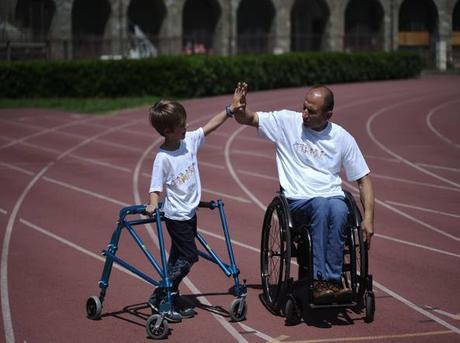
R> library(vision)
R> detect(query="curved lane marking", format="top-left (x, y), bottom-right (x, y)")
top-left (366, 94), bottom-right (460, 188)
top-left (426, 99), bottom-right (460, 148)
top-left (1, 117), bottom-right (144, 343)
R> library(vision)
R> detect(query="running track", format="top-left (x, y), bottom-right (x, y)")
top-left (0, 74), bottom-right (459, 342)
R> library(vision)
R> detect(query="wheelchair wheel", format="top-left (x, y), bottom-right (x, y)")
top-left (86, 296), bottom-right (102, 320)
top-left (146, 314), bottom-right (169, 339)
top-left (260, 196), bottom-right (291, 314)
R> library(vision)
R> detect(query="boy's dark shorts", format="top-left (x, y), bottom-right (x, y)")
top-left (164, 215), bottom-right (199, 263)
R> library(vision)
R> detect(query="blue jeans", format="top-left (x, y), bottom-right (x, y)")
top-left (288, 196), bottom-right (348, 282)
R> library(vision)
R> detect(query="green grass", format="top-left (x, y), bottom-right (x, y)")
top-left (0, 96), bottom-right (159, 114)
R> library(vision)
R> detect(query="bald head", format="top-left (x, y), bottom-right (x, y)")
top-left (308, 85), bottom-right (334, 113)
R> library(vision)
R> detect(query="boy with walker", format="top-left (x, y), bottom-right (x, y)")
top-left (145, 88), bottom-right (245, 322)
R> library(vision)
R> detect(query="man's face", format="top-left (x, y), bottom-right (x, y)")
top-left (302, 89), bottom-right (331, 131)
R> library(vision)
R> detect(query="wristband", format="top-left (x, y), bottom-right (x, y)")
top-left (225, 105), bottom-right (235, 118)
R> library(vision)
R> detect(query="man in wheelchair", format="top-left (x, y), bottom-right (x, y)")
top-left (233, 82), bottom-right (375, 304)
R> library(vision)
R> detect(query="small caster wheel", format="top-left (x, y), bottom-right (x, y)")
top-left (146, 314), bottom-right (169, 339)
top-left (284, 295), bottom-right (302, 325)
top-left (86, 296), bottom-right (102, 320)
top-left (229, 298), bottom-right (247, 322)
top-left (364, 291), bottom-right (375, 323)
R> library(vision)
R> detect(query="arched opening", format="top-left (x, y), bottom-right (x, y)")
top-left (182, 0), bottom-right (221, 55)
top-left (398, 0), bottom-right (438, 65)
top-left (291, 0), bottom-right (329, 52)
top-left (72, 0), bottom-right (111, 59)
top-left (452, 1), bottom-right (460, 67)
top-left (237, 0), bottom-right (275, 54)
top-left (345, 0), bottom-right (384, 51)
top-left (127, 0), bottom-right (166, 57)
top-left (15, 0), bottom-right (56, 40)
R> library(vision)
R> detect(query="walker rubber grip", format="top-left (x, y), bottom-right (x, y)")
top-left (199, 201), bottom-right (217, 209)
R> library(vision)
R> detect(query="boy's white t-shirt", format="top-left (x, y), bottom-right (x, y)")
top-left (258, 110), bottom-right (370, 200)
top-left (149, 128), bottom-right (205, 220)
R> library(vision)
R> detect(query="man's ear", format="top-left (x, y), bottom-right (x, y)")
top-left (325, 111), bottom-right (333, 120)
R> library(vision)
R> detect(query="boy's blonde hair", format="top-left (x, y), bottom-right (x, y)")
top-left (149, 100), bottom-right (186, 136)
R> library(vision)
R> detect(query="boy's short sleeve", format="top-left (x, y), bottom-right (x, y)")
top-left (187, 127), bottom-right (205, 152)
top-left (149, 154), bottom-right (166, 193)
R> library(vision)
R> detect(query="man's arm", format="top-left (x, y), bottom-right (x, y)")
top-left (233, 82), bottom-right (259, 128)
top-left (356, 174), bottom-right (375, 249)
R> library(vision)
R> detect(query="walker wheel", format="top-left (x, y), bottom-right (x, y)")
top-left (86, 296), bottom-right (102, 320)
top-left (229, 298), bottom-right (247, 322)
top-left (364, 291), bottom-right (375, 323)
top-left (284, 295), bottom-right (302, 325)
top-left (146, 314), bottom-right (169, 339)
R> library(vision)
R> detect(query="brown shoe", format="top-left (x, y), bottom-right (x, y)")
top-left (328, 281), bottom-right (352, 303)
top-left (312, 281), bottom-right (334, 304)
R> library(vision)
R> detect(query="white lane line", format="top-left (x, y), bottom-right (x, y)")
top-left (19, 219), bottom-right (144, 282)
top-left (229, 155), bottom-right (460, 243)
top-left (18, 210), bottom-right (460, 339)
top-left (424, 306), bottom-right (460, 321)
top-left (3, 160), bottom-right (459, 260)
top-left (372, 173), bottom-right (460, 192)
top-left (0, 118), bottom-right (147, 153)
top-left (342, 179), bottom-right (460, 243)
top-left (225, 125), bottom-right (460, 336)
top-left (373, 281), bottom-right (460, 334)
top-left (346, 154), bottom-right (460, 174)
top-left (385, 200), bottom-right (460, 219)
top-left (375, 234), bottom-right (460, 259)
top-left (0, 117), bottom-right (96, 151)
top-left (0, 208), bottom-right (7, 215)
top-left (1, 118), bottom-right (143, 343)
top-left (366, 94), bottom-right (460, 188)
top-left (416, 163), bottom-right (460, 173)
top-left (426, 99), bottom-right (460, 148)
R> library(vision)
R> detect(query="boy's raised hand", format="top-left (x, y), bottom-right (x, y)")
top-left (231, 82), bottom-right (247, 113)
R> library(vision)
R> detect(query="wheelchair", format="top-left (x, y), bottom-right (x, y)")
top-left (260, 189), bottom-right (375, 325)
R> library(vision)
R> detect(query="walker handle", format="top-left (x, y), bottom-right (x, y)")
top-left (199, 201), bottom-right (218, 209)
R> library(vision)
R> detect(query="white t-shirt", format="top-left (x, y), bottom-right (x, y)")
top-left (149, 128), bottom-right (205, 220)
top-left (258, 110), bottom-right (370, 200)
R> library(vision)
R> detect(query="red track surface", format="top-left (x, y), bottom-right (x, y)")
top-left (1, 74), bottom-right (459, 342)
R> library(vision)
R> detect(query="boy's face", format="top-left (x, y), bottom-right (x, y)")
top-left (165, 122), bottom-right (187, 141)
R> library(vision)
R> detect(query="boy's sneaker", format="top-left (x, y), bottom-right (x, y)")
top-left (172, 292), bottom-right (195, 319)
top-left (147, 288), bottom-right (183, 323)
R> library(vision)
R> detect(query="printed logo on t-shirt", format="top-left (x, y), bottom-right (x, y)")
top-left (293, 142), bottom-right (325, 160)
top-left (172, 164), bottom-right (195, 187)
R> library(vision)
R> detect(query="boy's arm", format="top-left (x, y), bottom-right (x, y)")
top-left (145, 191), bottom-right (161, 215)
top-left (202, 110), bottom-right (228, 136)
top-left (233, 82), bottom-right (259, 128)
top-left (202, 82), bottom-right (251, 136)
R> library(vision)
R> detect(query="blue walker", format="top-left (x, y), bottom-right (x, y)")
top-left (86, 200), bottom-right (247, 339)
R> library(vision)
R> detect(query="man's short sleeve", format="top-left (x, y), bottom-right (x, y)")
top-left (342, 135), bottom-right (370, 182)
top-left (258, 111), bottom-right (281, 143)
